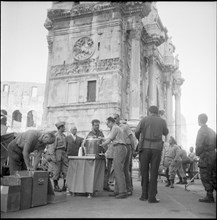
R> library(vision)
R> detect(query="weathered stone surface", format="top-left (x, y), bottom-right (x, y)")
top-left (43, 2), bottom-right (184, 144)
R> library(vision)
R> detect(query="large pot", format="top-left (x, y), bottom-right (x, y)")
top-left (85, 137), bottom-right (102, 155)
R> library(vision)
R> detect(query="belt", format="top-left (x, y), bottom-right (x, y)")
top-left (113, 143), bottom-right (126, 147)
top-left (56, 147), bottom-right (66, 150)
top-left (144, 138), bottom-right (162, 142)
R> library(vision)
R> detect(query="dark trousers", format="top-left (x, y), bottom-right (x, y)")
top-left (104, 158), bottom-right (113, 188)
top-left (139, 148), bottom-right (162, 201)
top-left (8, 139), bottom-right (27, 175)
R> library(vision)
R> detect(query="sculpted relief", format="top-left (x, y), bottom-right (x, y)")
top-left (50, 58), bottom-right (121, 77)
top-left (73, 37), bottom-right (95, 61)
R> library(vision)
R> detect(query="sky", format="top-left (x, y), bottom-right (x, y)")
top-left (1, 2), bottom-right (216, 149)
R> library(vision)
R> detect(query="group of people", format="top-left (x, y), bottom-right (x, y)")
top-left (5, 105), bottom-right (216, 203)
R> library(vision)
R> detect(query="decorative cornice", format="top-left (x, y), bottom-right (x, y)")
top-left (47, 2), bottom-right (152, 22)
top-left (44, 17), bottom-right (53, 30)
top-left (47, 101), bottom-right (121, 111)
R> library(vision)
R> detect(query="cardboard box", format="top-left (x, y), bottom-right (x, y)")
top-left (1, 185), bottom-right (21, 212)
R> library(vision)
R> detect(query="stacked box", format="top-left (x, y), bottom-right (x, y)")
top-left (1, 185), bottom-right (21, 212)
top-left (1, 175), bottom-right (33, 210)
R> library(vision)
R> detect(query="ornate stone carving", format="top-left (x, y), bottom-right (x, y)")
top-left (73, 37), bottom-right (95, 61)
top-left (44, 17), bottom-right (53, 30)
top-left (50, 58), bottom-right (121, 77)
top-left (47, 2), bottom-right (151, 21)
top-left (142, 4), bottom-right (165, 47)
top-left (47, 36), bottom-right (53, 53)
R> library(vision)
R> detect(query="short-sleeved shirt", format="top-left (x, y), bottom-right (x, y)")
top-left (119, 123), bottom-right (133, 145)
top-left (54, 132), bottom-right (66, 149)
top-left (164, 144), bottom-right (182, 161)
top-left (107, 124), bottom-right (126, 146)
top-left (87, 129), bottom-right (104, 138)
top-left (15, 130), bottom-right (46, 152)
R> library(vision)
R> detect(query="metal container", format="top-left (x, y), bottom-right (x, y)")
top-left (85, 137), bottom-right (102, 156)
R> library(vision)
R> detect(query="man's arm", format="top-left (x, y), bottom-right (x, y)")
top-left (195, 129), bottom-right (205, 156)
top-left (22, 141), bottom-right (34, 170)
top-left (162, 120), bottom-right (169, 136)
top-left (101, 127), bottom-right (117, 148)
top-left (33, 147), bottom-right (45, 170)
top-left (135, 120), bottom-right (142, 140)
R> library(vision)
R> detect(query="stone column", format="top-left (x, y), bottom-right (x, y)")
top-left (174, 84), bottom-right (182, 145)
top-left (129, 28), bottom-right (142, 120)
top-left (148, 56), bottom-right (157, 106)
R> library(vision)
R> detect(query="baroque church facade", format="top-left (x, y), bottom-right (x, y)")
top-left (43, 2), bottom-right (184, 144)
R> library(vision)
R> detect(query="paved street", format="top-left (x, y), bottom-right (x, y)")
top-left (1, 175), bottom-right (216, 219)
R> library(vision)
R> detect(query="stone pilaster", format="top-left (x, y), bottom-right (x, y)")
top-left (129, 25), bottom-right (142, 120)
top-left (41, 34), bottom-right (53, 128)
top-left (165, 72), bottom-right (174, 139)
top-left (173, 71), bottom-right (184, 145)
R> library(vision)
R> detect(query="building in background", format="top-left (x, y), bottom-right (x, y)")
top-left (1, 81), bottom-right (45, 132)
top-left (42, 2), bottom-right (184, 143)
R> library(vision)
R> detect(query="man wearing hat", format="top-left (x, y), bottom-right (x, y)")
top-left (135, 105), bottom-right (169, 203)
top-left (52, 121), bottom-right (68, 192)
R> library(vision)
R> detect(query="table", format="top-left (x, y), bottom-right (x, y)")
top-left (66, 156), bottom-right (105, 197)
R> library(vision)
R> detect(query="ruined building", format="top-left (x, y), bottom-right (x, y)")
top-left (1, 82), bottom-right (45, 133)
top-left (43, 2), bottom-right (184, 144)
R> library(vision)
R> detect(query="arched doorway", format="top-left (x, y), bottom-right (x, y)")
top-left (12, 110), bottom-right (22, 129)
top-left (27, 110), bottom-right (36, 127)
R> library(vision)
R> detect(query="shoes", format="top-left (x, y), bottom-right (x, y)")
top-left (148, 199), bottom-right (160, 203)
top-left (170, 185), bottom-right (174, 188)
top-left (109, 193), bottom-right (119, 197)
top-left (199, 196), bottom-right (214, 203)
top-left (165, 183), bottom-right (171, 187)
top-left (139, 197), bottom-right (148, 201)
top-left (104, 187), bottom-right (114, 192)
top-left (127, 191), bottom-right (133, 196)
top-left (176, 181), bottom-right (183, 184)
top-left (54, 185), bottom-right (62, 192)
top-left (62, 185), bottom-right (67, 192)
top-left (115, 193), bottom-right (128, 199)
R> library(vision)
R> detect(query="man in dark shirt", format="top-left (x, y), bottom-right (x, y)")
top-left (66, 126), bottom-right (84, 156)
top-left (135, 106), bottom-right (169, 203)
top-left (196, 113), bottom-right (216, 203)
top-left (86, 119), bottom-right (104, 138)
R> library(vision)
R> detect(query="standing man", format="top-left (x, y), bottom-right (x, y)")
top-left (113, 113), bottom-right (135, 196)
top-left (86, 119), bottom-right (104, 138)
top-left (7, 130), bottom-right (55, 174)
top-left (135, 106), bottom-right (169, 203)
top-left (66, 126), bottom-right (84, 156)
top-left (188, 146), bottom-right (199, 182)
top-left (196, 113), bottom-right (216, 203)
top-left (52, 121), bottom-right (68, 192)
top-left (101, 117), bottom-right (128, 199)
